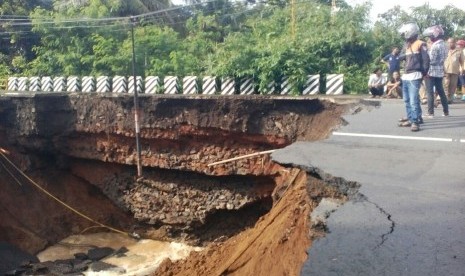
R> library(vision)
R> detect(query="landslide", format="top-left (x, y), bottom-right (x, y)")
top-left (0, 95), bottom-right (351, 273)
top-left (155, 169), bottom-right (346, 276)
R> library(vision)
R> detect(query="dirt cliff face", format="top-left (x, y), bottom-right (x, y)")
top-left (0, 94), bottom-right (347, 260)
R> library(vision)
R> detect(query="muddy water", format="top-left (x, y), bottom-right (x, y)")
top-left (37, 232), bottom-right (201, 275)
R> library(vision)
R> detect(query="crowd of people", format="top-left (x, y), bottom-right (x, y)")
top-left (368, 23), bottom-right (465, 132)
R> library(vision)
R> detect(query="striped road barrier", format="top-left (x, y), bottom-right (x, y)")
top-left (53, 77), bottom-right (66, 92)
top-left (202, 76), bottom-right (216, 95)
top-left (302, 75), bottom-right (320, 95)
top-left (264, 81), bottom-right (276, 95)
top-left (128, 76), bottom-right (143, 94)
top-left (326, 74), bottom-right (344, 95)
top-left (183, 76), bottom-right (198, 94)
top-left (67, 76), bottom-right (80, 92)
top-left (41, 76), bottom-right (53, 92)
top-left (145, 76), bottom-right (160, 94)
top-left (96, 76), bottom-right (111, 93)
top-left (29, 77), bottom-right (41, 92)
top-left (82, 76), bottom-right (95, 93)
top-left (7, 77), bottom-right (18, 91)
top-left (220, 77), bottom-right (235, 95)
top-left (239, 78), bottom-right (254, 95)
top-left (164, 76), bottom-right (178, 94)
top-left (280, 77), bottom-right (292, 95)
top-left (17, 77), bottom-right (28, 91)
top-left (113, 76), bottom-right (127, 93)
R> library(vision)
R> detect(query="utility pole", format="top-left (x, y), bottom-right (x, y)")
top-left (331, 0), bottom-right (338, 16)
top-left (130, 16), bottom-right (142, 178)
top-left (291, 0), bottom-right (296, 41)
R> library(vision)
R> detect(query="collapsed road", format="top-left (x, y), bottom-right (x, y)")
top-left (0, 93), bottom-right (367, 275)
top-left (4, 93), bottom-right (459, 275)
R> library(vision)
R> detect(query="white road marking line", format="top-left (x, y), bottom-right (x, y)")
top-left (333, 132), bottom-right (455, 142)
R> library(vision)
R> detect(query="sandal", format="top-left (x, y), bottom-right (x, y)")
top-left (411, 123), bottom-right (419, 132)
top-left (398, 121), bottom-right (411, 127)
top-left (398, 118), bottom-right (409, 122)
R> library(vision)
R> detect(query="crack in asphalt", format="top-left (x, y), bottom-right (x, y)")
top-left (364, 197), bottom-right (396, 249)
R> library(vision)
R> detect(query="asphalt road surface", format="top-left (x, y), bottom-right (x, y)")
top-left (273, 99), bottom-right (465, 276)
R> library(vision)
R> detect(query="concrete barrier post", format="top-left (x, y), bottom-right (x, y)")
top-left (239, 78), bottom-right (255, 95)
top-left (53, 77), bottom-right (66, 92)
top-left (7, 77), bottom-right (18, 91)
top-left (82, 76), bottom-right (96, 93)
top-left (17, 77), bottom-right (28, 92)
top-left (164, 76), bottom-right (179, 94)
top-left (128, 76), bottom-right (143, 94)
top-left (302, 75), bottom-right (320, 95)
top-left (113, 76), bottom-right (128, 93)
top-left (41, 76), bottom-right (53, 92)
top-left (145, 76), bottom-right (161, 94)
top-left (67, 76), bottom-right (81, 93)
top-left (326, 74), bottom-right (344, 95)
top-left (96, 76), bottom-right (111, 93)
top-left (220, 77), bottom-right (235, 95)
top-left (183, 76), bottom-right (198, 94)
top-left (202, 76), bottom-right (217, 95)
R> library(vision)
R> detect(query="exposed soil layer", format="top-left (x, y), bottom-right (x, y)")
top-left (0, 94), bottom-right (353, 274)
top-left (155, 170), bottom-right (346, 276)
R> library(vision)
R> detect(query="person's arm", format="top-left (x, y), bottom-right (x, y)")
top-left (398, 45), bottom-right (407, 61)
top-left (420, 43), bottom-right (430, 76)
top-left (386, 81), bottom-right (394, 89)
top-left (382, 54), bottom-right (390, 65)
top-left (368, 75), bottom-right (374, 87)
top-left (460, 50), bottom-right (465, 74)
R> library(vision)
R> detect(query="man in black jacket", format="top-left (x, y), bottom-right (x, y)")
top-left (398, 22), bottom-right (430, 132)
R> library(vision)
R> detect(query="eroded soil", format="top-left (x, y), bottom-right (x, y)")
top-left (0, 95), bottom-right (354, 275)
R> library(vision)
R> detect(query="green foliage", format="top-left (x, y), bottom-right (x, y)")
top-left (1, 0), bottom-right (465, 94)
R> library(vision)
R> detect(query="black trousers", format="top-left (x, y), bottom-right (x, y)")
top-left (370, 87), bottom-right (384, 96)
top-left (425, 76), bottom-right (448, 115)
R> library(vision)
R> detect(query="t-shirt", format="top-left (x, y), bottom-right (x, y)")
top-left (368, 74), bottom-right (386, 86)
top-left (401, 72), bottom-right (423, 81)
top-left (383, 53), bottom-right (401, 73)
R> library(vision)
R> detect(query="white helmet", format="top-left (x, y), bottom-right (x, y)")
top-left (423, 25), bottom-right (444, 39)
top-left (399, 22), bottom-right (420, 41)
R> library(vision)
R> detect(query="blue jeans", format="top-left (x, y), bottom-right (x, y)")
top-left (402, 79), bottom-right (422, 124)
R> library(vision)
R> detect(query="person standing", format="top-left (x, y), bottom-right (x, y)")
top-left (368, 68), bottom-right (386, 97)
top-left (382, 47), bottom-right (401, 80)
top-left (444, 38), bottom-right (464, 103)
top-left (457, 39), bottom-right (465, 100)
top-left (398, 22), bottom-right (429, 132)
top-left (423, 25), bottom-right (448, 117)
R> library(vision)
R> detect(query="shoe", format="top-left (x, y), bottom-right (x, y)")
top-left (398, 117), bottom-right (409, 122)
top-left (398, 121), bottom-right (412, 127)
top-left (411, 123), bottom-right (420, 132)
top-left (443, 112), bottom-right (449, 117)
top-left (421, 99), bottom-right (427, 105)
top-left (418, 118), bottom-right (424, 124)
top-left (423, 114), bottom-right (434, 119)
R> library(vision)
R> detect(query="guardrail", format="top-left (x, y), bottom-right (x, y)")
top-left (5, 75), bottom-right (344, 95)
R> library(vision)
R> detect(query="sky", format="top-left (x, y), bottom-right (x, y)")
top-left (347, 0), bottom-right (465, 22)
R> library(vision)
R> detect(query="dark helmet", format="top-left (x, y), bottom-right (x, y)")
top-left (423, 25), bottom-right (444, 39)
top-left (398, 22), bottom-right (420, 41)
